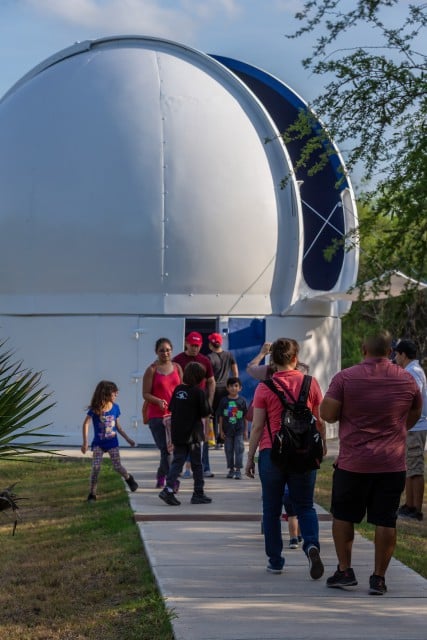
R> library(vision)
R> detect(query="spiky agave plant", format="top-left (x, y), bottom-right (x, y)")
top-left (0, 340), bottom-right (58, 533)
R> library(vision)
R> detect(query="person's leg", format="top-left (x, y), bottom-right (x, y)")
top-left (331, 518), bottom-right (355, 569)
top-left (202, 418), bottom-right (214, 475)
top-left (234, 433), bottom-right (244, 471)
top-left (374, 526), bottom-right (397, 576)
top-left (283, 484), bottom-right (299, 542)
top-left (107, 446), bottom-right (129, 477)
top-left (402, 430), bottom-right (426, 515)
top-left (258, 449), bottom-right (286, 571)
top-left (224, 434), bottom-right (234, 472)
top-left (406, 475), bottom-right (425, 513)
top-left (89, 446), bottom-right (104, 495)
top-left (367, 470), bottom-right (406, 582)
top-left (166, 446), bottom-right (187, 489)
top-left (190, 443), bottom-right (205, 495)
top-left (148, 417), bottom-right (171, 481)
top-left (287, 470), bottom-right (318, 553)
top-left (288, 469), bottom-right (324, 578)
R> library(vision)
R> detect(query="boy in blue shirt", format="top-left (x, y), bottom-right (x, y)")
top-left (217, 377), bottom-right (248, 479)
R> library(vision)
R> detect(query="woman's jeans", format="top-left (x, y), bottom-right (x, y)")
top-left (258, 448), bottom-right (319, 570)
top-left (149, 417), bottom-right (171, 479)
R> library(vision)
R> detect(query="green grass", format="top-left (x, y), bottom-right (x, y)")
top-left (315, 456), bottom-right (427, 579)
top-left (0, 458), bottom-right (175, 640)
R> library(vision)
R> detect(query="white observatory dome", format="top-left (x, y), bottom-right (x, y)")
top-left (0, 36), bottom-right (301, 316)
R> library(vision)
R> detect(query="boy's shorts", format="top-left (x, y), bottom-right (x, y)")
top-left (406, 430), bottom-right (427, 477)
top-left (331, 467), bottom-right (406, 528)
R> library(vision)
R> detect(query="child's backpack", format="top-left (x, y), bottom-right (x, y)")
top-left (262, 376), bottom-right (323, 473)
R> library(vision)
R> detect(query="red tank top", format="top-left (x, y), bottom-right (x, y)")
top-left (147, 364), bottom-right (181, 419)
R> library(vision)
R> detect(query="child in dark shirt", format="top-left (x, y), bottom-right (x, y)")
top-left (159, 362), bottom-right (213, 505)
top-left (217, 377), bottom-right (248, 479)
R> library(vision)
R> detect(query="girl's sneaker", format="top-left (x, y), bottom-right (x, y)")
top-left (289, 538), bottom-right (299, 549)
top-left (226, 469), bottom-right (235, 478)
top-left (234, 470), bottom-right (242, 479)
top-left (125, 474), bottom-right (139, 492)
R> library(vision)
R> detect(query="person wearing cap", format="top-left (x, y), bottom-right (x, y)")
top-left (207, 332), bottom-right (238, 449)
top-left (395, 339), bottom-right (427, 521)
top-left (173, 332), bottom-right (216, 477)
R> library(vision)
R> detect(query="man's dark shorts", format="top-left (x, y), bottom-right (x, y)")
top-left (331, 467), bottom-right (406, 528)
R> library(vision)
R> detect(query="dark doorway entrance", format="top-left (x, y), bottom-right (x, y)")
top-left (184, 318), bottom-right (217, 356)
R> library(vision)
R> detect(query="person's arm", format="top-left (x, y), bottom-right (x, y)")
top-left (245, 407), bottom-right (266, 478)
top-left (320, 397), bottom-right (341, 423)
top-left (406, 405), bottom-right (422, 430)
top-left (243, 417), bottom-right (248, 441)
top-left (81, 415), bottom-right (91, 454)
top-left (206, 375), bottom-right (215, 407)
top-left (218, 415), bottom-right (225, 441)
top-left (175, 362), bottom-right (184, 382)
top-left (231, 362), bottom-right (239, 377)
top-left (246, 342), bottom-right (271, 374)
top-left (116, 419), bottom-right (136, 447)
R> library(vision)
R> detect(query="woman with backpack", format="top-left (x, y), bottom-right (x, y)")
top-left (245, 337), bottom-right (327, 578)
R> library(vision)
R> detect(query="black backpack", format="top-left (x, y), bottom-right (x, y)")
top-left (262, 376), bottom-right (323, 473)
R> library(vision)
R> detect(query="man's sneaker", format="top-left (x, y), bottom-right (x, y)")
top-left (173, 480), bottom-right (180, 494)
top-left (182, 469), bottom-right (192, 479)
top-left (369, 574), bottom-right (387, 595)
top-left (159, 488), bottom-right (181, 506)
top-left (203, 471), bottom-right (215, 478)
top-left (155, 475), bottom-right (165, 489)
top-left (397, 503), bottom-right (412, 517)
top-left (191, 493), bottom-right (212, 504)
top-left (327, 566), bottom-right (358, 589)
top-left (266, 562), bottom-right (283, 574)
top-left (125, 474), bottom-right (138, 492)
top-left (234, 470), bottom-right (242, 480)
top-left (307, 545), bottom-right (324, 580)
top-left (87, 493), bottom-right (96, 502)
top-left (289, 537), bottom-right (299, 549)
top-left (226, 469), bottom-right (235, 478)
top-left (400, 508), bottom-right (423, 521)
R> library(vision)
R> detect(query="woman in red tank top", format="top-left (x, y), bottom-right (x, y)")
top-left (143, 338), bottom-right (183, 488)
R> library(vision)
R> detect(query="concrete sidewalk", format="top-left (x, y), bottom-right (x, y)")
top-left (77, 445), bottom-right (426, 639)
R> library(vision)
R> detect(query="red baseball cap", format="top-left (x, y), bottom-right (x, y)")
top-left (186, 331), bottom-right (203, 345)
top-left (208, 332), bottom-right (223, 346)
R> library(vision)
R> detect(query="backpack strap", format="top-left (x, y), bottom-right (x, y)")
top-left (262, 378), bottom-right (291, 407)
top-left (261, 378), bottom-right (289, 447)
top-left (296, 375), bottom-right (312, 405)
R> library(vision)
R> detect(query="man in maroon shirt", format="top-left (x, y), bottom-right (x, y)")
top-left (320, 331), bottom-right (421, 596)
top-left (173, 332), bottom-right (216, 476)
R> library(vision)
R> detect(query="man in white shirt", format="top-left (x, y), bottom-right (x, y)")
top-left (395, 339), bottom-right (427, 521)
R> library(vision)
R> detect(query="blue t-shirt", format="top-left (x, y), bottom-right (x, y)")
top-left (88, 403), bottom-right (121, 450)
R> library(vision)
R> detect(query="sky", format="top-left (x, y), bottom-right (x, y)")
top-left (0, 0), bottom-right (326, 102)
top-left (0, 0), bottom-right (420, 190)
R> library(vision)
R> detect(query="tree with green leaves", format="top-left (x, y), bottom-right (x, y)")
top-left (286, 1), bottom-right (426, 364)
top-left (287, 0), bottom-right (426, 286)
top-left (0, 341), bottom-right (56, 533)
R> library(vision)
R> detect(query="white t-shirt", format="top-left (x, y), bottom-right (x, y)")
top-left (406, 360), bottom-right (427, 431)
